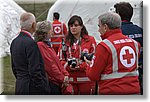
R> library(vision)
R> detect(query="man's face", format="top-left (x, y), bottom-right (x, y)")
top-left (98, 21), bottom-right (106, 36)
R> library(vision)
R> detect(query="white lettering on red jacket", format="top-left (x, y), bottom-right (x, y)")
top-left (113, 39), bottom-right (133, 44)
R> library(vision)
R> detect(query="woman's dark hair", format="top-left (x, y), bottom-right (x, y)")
top-left (114, 2), bottom-right (133, 21)
top-left (66, 15), bottom-right (88, 46)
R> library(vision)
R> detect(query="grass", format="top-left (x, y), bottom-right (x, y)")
top-left (2, 55), bottom-right (15, 95)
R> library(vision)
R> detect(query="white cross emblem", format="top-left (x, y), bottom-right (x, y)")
top-left (54, 26), bottom-right (61, 34)
top-left (120, 46), bottom-right (136, 68)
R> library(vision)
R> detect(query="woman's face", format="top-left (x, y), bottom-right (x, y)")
top-left (69, 21), bottom-right (83, 36)
top-left (48, 29), bottom-right (53, 38)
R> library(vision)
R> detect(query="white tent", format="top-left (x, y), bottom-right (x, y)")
top-left (0, 0), bottom-right (25, 94)
top-left (0, 0), bottom-right (25, 57)
top-left (47, 0), bottom-right (142, 43)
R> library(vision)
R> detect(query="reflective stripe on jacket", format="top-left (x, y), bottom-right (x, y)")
top-left (101, 39), bottom-right (139, 80)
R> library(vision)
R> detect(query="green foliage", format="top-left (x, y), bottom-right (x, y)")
top-left (18, 3), bottom-right (53, 22)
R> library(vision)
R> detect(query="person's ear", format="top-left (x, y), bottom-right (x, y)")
top-left (104, 24), bottom-right (108, 32)
top-left (32, 22), bottom-right (36, 32)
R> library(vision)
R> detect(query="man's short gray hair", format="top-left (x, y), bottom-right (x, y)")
top-left (20, 12), bottom-right (36, 30)
top-left (98, 12), bottom-right (121, 29)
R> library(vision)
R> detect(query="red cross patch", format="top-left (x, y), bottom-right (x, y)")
top-left (120, 46), bottom-right (136, 68)
top-left (54, 26), bottom-right (61, 34)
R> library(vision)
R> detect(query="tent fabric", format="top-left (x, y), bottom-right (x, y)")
top-left (0, 0), bottom-right (142, 57)
top-left (47, 0), bottom-right (142, 44)
top-left (0, 0), bottom-right (25, 57)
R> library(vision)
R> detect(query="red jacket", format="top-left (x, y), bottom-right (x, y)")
top-left (86, 29), bottom-right (141, 94)
top-left (37, 42), bottom-right (69, 86)
top-left (58, 35), bottom-right (96, 83)
top-left (51, 20), bottom-right (67, 45)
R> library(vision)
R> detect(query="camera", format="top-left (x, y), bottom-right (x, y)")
top-left (67, 58), bottom-right (77, 68)
top-left (81, 52), bottom-right (94, 61)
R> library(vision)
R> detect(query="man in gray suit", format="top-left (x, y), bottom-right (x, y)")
top-left (10, 12), bottom-right (50, 95)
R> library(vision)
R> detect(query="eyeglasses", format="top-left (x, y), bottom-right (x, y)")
top-left (70, 24), bottom-right (80, 27)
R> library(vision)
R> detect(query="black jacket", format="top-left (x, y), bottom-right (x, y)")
top-left (121, 22), bottom-right (143, 65)
top-left (10, 31), bottom-right (50, 95)
top-left (121, 22), bottom-right (143, 47)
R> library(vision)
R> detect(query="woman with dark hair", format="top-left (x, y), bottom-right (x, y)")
top-left (34, 21), bottom-right (69, 95)
top-left (58, 15), bottom-right (97, 95)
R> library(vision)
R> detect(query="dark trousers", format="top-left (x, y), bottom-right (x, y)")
top-left (49, 81), bottom-right (62, 95)
top-left (138, 68), bottom-right (143, 95)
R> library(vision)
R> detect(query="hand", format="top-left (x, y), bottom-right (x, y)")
top-left (63, 76), bottom-right (69, 83)
top-left (84, 56), bottom-right (92, 65)
top-left (69, 65), bottom-right (79, 71)
top-left (62, 76), bottom-right (69, 88)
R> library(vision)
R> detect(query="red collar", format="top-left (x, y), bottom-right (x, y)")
top-left (101, 29), bottom-right (122, 40)
top-left (53, 20), bottom-right (60, 22)
top-left (21, 30), bottom-right (32, 38)
top-left (122, 20), bottom-right (129, 22)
